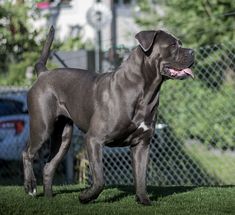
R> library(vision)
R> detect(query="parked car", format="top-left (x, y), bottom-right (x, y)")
top-left (0, 91), bottom-right (29, 160)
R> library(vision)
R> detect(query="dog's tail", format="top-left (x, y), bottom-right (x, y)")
top-left (35, 26), bottom-right (55, 77)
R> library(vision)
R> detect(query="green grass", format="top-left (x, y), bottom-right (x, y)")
top-left (185, 144), bottom-right (235, 184)
top-left (0, 185), bottom-right (234, 215)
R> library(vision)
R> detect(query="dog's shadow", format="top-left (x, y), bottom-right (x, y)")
top-left (37, 185), bottom-right (234, 203)
top-left (103, 185), bottom-right (234, 203)
top-left (44, 185), bottom-right (197, 203)
top-left (37, 187), bottom-right (84, 198)
top-left (98, 185), bottom-right (196, 203)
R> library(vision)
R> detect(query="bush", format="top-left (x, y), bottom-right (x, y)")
top-left (159, 80), bottom-right (235, 149)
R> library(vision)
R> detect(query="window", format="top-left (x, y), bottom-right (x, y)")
top-left (0, 99), bottom-right (24, 116)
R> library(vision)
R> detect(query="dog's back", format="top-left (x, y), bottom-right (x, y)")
top-left (28, 67), bottom-right (98, 132)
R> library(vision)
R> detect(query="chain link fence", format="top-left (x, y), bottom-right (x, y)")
top-left (100, 42), bottom-right (235, 186)
top-left (0, 43), bottom-right (234, 186)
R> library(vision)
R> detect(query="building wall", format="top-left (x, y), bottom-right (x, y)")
top-left (47, 0), bottom-right (140, 50)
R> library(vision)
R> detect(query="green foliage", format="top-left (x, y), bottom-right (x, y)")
top-left (0, 3), bottom-right (39, 68)
top-left (186, 139), bottom-right (235, 184)
top-left (0, 52), bottom-right (38, 86)
top-left (137, 0), bottom-right (151, 12)
top-left (137, 1), bottom-right (235, 149)
top-left (136, 0), bottom-right (235, 47)
top-left (59, 37), bottom-right (87, 51)
top-left (159, 80), bottom-right (235, 148)
top-left (0, 2), bottom-right (87, 86)
top-left (0, 2), bottom-right (42, 86)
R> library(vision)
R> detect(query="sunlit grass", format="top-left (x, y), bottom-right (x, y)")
top-left (0, 185), bottom-right (234, 215)
top-left (185, 143), bottom-right (235, 184)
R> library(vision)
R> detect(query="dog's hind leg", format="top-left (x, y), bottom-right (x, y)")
top-left (22, 144), bottom-right (38, 197)
top-left (22, 113), bottom-right (54, 197)
top-left (23, 91), bottom-right (57, 197)
top-left (43, 117), bottom-right (73, 197)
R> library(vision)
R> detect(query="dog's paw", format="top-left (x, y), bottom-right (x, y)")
top-left (24, 180), bottom-right (37, 197)
top-left (136, 194), bottom-right (151, 206)
top-left (28, 188), bottom-right (37, 197)
top-left (79, 185), bottom-right (103, 204)
top-left (79, 189), bottom-right (94, 204)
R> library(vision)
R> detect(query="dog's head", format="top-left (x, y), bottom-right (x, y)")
top-left (135, 30), bottom-right (194, 79)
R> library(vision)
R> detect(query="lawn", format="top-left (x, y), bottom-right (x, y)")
top-left (185, 143), bottom-right (235, 184)
top-left (0, 185), bottom-right (234, 215)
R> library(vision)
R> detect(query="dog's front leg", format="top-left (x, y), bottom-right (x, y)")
top-left (79, 135), bottom-right (104, 203)
top-left (131, 136), bottom-right (151, 205)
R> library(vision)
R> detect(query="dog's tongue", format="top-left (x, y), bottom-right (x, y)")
top-left (184, 68), bottom-right (194, 78)
top-left (169, 68), bottom-right (194, 79)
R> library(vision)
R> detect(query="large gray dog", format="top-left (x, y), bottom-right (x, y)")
top-left (22, 26), bottom-right (194, 205)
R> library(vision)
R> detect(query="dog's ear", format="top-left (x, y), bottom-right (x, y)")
top-left (135, 30), bottom-right (158, 52)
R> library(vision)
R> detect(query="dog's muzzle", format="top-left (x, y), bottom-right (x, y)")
top-left (163, 49), bottom-right (195, 80)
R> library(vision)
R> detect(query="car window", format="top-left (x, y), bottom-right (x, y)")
top-left (0, 99), bottom-right (24, 116)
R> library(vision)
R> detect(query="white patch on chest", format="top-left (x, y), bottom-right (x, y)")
top-left (138, 122), bottom-right (149, 131)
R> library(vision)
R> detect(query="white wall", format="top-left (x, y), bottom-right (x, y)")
top-left (30, 0), bottom-right (140, 50)
top-left (54, 0), bottom-right (140, 49)
top-left (55, 0), bottom-right (95, 42)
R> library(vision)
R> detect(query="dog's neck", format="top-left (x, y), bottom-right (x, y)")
top-left (116, 47), bottom-right (144, 81)
top-left (118, 46), bottom-right (163, 85)
top-left (134, 47), bottom-right (163, 104)
top-left (141, 48), bottom-right (163, 121)
top-left (118, 46), bottom-right (164, 124)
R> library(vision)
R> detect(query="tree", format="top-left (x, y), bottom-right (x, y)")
top-left (136, 0), bottom-right (235, 47)
top-left (136, 0), bottom-right (235, 88)
top-left (0, 2), bottom-right (88, 86)
top-left (136, 0), bottom-right (235, 149)
top-left (0, 3), bottom-right (40, 71)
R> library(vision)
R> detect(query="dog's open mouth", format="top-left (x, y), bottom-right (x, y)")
top-left (168, 67), bottom-right (194, 79)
